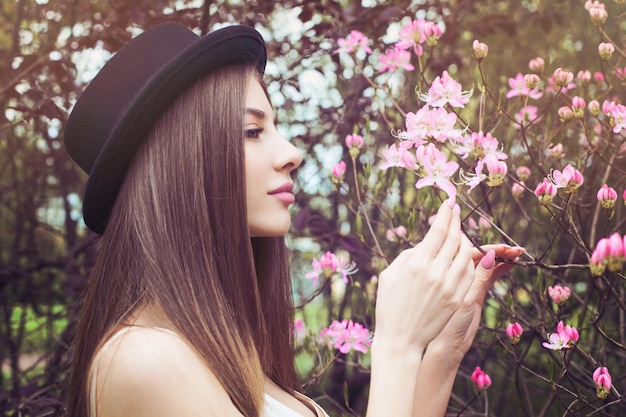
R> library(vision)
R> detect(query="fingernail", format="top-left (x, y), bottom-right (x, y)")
top-left (447, 196), bottom-right (456, 208)
top-left (480, 249), bottom-right (496, 269)
top-left (453, 204), bottom-right (461, 215)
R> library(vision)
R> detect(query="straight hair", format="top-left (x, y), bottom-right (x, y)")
top-left (66, 64), bottom-right (298, 417)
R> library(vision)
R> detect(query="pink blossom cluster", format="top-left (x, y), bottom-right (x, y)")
top-left (601, 100), bottom-right (626, 133)
top-left (534, 164), bottom-right (584, 206)
top-left (471, 366), bottom-right (492, 391)
top-left (593, 366), bottom-right (612, 399)
top-left (305, 251), bottom-right (357, 286)
top-left (506, 72), bottom-right (543, 99)
top-left (585, 1), bottom-right (608, 26)
top-left (590, 233), bottom-right (626, 276)
top-left (454, 131), bottom-right (508, 190)
top-left (542, 321), bottom-right (579, 351)
top-left (319, 319), bottom-right (371, 354)
top-left (334, 30), bottom-right (372, 55)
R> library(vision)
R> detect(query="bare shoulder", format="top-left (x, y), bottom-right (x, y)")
top-left (94, 327), bottom-right (243, 417)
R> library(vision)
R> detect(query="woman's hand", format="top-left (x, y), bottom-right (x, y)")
top-left (425, 244), bottom-right (525, 359)
top-left (373, 197), bottom-right (476, 354)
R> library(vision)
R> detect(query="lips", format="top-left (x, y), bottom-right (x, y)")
top-left (268, 182), bottom-right (295, 204)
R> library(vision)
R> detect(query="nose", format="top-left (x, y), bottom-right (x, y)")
top-left (275, 134), bottom-right (303, 172)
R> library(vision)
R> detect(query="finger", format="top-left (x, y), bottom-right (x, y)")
top-left (434, 204), bottom-right (463, 264)
top-left (464, 249), bottom-right (497, 306)
top-left (446, 235), bottom-right (475, 293)
top-left (417, 197), bottom-right (456, 258)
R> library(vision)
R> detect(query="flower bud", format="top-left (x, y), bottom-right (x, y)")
top-left (535, 178), bottom-right (557, 206)
top-left (597, 184), bottom-right (618, 209)
top-left (485, 158), bottom-right (507, 188)
top-left (511, 182), bottom-right (525, 198)
top-left (548, 284), bottom-right (571, 306)
top-left (577, 70), bottom-right (592, 85)
top-left (473, 40), bottom-right (488, 60)
top-left (572, 96), bottom-right (586, 118)
top-left (558, 106), bottom-right (574, 122)
top-left (346, 133), bottom-right (364, 159)
top-left (331, 161), bottom-right (347, 184)
top-left (589, 4), bottom-right (608, 26)
top-left (588, 100), bottom-right (601, 117)
top-left (599, 42), bottom-right (615, 60)
top-left (471, 366), bottom-right (492, 391)
top-left (623, 189), bottom-right (626, 206)
top-left (516, 166), bottom-right (531, 181)
top-left (593, 367), bottom-right (612, 399)
top-left (554, 68), bottom-right (574, 88)
top-left (524, 73), bottom-right (540, 89)
top-left (529, 57), bottom-right (545, 73)
top-left (505, 322), bottom-right (523, 345)
top-left (548, 143), bottom-right (564, 159)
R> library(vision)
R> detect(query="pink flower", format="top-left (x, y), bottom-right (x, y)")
top-left (414, 144), bottom-right (459, 198)
top-left (345, 133), bottom-right (364, 149)
top-left (558, 106), bottom-right (574, 122)
top-left (624, 189), bottom-right (626, 205)
top-left (331, 161), bottom-right (347, 184)
top-left (551, 164), bottom-right (584, 194)
top-left (572, 96), bottom-right (586, 118)
top-left (553, 68), bottom-right (575, 88)
top-left (514, 105), bottom-right (539, 128)
top-left (516, 166), bottom-right (531, 181)
top-left (586, 1), bottom-right (608, 25)
top-left (506, 322), bottom-right (523, 345)
top-left (399, 106), bottom-right (462, 145)
top-left (588, 100), bottom-right (601, 117)
top-left (305, 251), bottom-right (357, 286)
top-left (593, 367), bottom-right (612, 399)
top-left (610, 103), bottom-right (626, 133)
top-left (379, 144), bottom-right (417, 170)
top-left (471, 367), bottom-right (492, 391)
top-left (511, 182), bottom-right (525, 198)
top-left (319, 319), bottom-right (372, 354)
top-left (548, 284), bottom-right (571, 306)
top-left (485, 156), bottom-right (507, 188)
top-left (473, 39), bottom-right (488, 60)
top-left (542, 321), bottom-right (579, 351)
top-left (419, 71), bottom-right (472, 108)
top-left (385, 225), bottom-right (407, 242)
top-left (548, 143), bottom-right (564, 159)
top-left (597, 184), bottom-right (618, 209)
top-left (421, 21), bottom-right (443, 46)
top-left (528, 57), bottom-right (545, 73)
top-left (599, 42), bottom-right (615, 60)
top-left (577, 70), bottom-right (592, 85)
top-left (396, 19), bottom-right (426, 56)
top-left (294, 318), bottom-right (306, 343)
top-left (335, 30), bottom-right (372, 54)
top-left (379, 46), bottom-right (414, 73)
top-left (535, 178), bottom-right (557, 206)
top-left (506, 73), bottom-right (543, 99)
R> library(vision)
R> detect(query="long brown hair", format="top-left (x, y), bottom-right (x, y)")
top-left (66, 64), bottom-right (298, 417)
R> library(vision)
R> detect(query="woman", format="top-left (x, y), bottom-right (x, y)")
top-left (63, 23), bottom-right (523, 417)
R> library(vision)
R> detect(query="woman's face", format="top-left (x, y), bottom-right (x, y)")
top-left (244, 77), bottom-right (303, 237)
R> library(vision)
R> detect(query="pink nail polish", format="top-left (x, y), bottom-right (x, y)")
top-left (480, 249), bottom-right (495, 269)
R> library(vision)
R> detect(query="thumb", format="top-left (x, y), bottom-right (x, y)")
top-left (465, 249), bottom-right (496, 306)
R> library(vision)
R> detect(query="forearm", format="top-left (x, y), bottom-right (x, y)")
top-left (412, 345), bottom-right (464, 417)
top-left (366, 340), bottom-right (424, 417)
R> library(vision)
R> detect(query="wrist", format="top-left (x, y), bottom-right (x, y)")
top-left (371, 338), bottom-right (424, 369)
top-left (423, 342), bottom-right (465, 370)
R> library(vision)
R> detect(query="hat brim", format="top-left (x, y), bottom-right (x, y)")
top-left (65, 23), bottom-right (266, 234)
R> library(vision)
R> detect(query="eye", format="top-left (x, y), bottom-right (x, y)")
top-left (245, 127), bottom-right (264, 139)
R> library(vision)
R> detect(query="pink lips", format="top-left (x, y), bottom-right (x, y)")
top-left (268, 182), bottom-right (295, 204)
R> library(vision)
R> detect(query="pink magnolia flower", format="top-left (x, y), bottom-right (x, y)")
top-left (535, 177), bottom-right (557, 206)
top-left (471, 367), bottom-right (492, 391)
top-left (379, 46), bottom-right (414, 73)
top-left (548, 284), bottom-right (571, 306)
top-left (593, 367), bottom-right (612, 399)
top-left (597, 184), bottom-right (618, 209)
top-left (335, 30), bottom-right (372, 54)
top-left (473, 39), bottom-right (488, 60)
top-left (506, 322), bottom-right (523, 345)
top-left (528, 57), bottom-right (545, 73)
top-left (379, 143), bottom-right (417, 170)
top-left (319, 319), bottom-right (371, 354)
top-left (542, 321), bottom-right (579, 351)
top-left (419, 71), bottom-right (472, 108)
top-left (551, 164), bottom-right (584, 194)
top-left (415, 144), bottom-right (459, 198)
top-left (506, 73), bottom-right (543, 99)
top-left (305, 251), bottom-right (357, 286)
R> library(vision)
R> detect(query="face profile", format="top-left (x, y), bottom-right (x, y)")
top-left (243, 77), bottom-right (303, 237)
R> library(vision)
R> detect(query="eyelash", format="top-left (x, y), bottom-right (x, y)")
top-left (245, 128), bottom-right (264, 139)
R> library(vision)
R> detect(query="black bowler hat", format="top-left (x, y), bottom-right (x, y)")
top-left (64, 22), bottom-right (267, 234)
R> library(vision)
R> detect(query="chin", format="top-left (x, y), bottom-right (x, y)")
top-left (249, 222), bottom-right (291, 238)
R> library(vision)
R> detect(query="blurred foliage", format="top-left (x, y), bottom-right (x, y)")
top-left (0, 0), bottom-right (623, 416)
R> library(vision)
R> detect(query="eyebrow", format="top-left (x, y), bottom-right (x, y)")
top-left (245, 107), bottom-right (266, 119)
